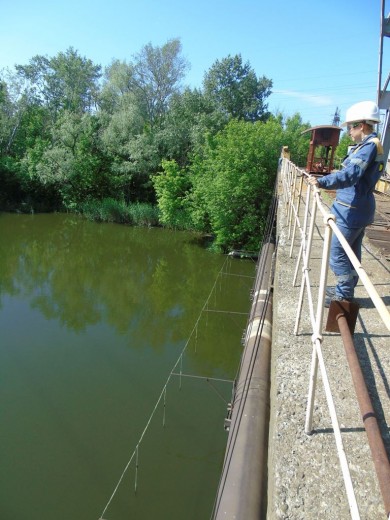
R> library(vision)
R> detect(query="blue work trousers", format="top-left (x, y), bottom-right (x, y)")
top-left (329, 223), bottom-right (365, 300)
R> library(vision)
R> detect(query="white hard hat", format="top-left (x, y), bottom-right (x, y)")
top-left (340, 101), bottom-right (380, 127)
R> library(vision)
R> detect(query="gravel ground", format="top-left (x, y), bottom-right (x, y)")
top-left (267, 194), bottom-right (390, 520)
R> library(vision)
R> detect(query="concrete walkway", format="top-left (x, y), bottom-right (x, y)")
top-left (267, 191), bottom-right (390, 519)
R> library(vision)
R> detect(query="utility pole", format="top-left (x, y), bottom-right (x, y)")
top-left (377, 0), bottom-right (390, 164)
top-left (332, 107), bottom-right (341, 126)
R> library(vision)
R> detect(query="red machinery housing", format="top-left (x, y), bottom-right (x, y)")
top-left (302, 125), bottom-right (342, 174)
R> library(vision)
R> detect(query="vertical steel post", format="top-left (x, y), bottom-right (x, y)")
top-left (305, 210), bottom-right (333, 433)
top-left (294, 183), bottom-right (317, 335)
top-left (286, 163), bottom-right (295, 238)
top-left (287, 166), bottom-right (299, 239)
top-left (292, 179), bottom-right (311, 292)
top-left (289, 173), bottom-right (304, 259)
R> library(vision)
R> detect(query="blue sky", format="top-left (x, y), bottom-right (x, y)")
top-left (1, 0), bottom-right (389, 127)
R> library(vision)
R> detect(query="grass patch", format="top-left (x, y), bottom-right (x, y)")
top-left (127, 202), bottom-right (160, 227)
top-left (79, 198), bottom-right (160, 227)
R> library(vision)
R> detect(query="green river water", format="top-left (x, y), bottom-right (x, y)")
top-left (0, 213), bottom-right (255, 520)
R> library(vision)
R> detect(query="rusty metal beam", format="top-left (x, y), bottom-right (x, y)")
top-left (336, 312), bottom-right (390, 519)
top-left (212, 240), bottom-right (274, 519)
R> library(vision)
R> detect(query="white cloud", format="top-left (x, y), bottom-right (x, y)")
top-left (273, 89), bottom-right (333, 107)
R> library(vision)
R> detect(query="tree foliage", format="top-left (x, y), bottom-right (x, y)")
top-left (15, 47), bottom-right (101, 114)
top-left (334, 130), bottom-right (353, 168)
top-left (0, 40), bottom-right (312, 250)
top-left (279, 113), bottom-right (311, 166)
top-left (131, 38), bottom-right (189, 127)
top-left (203, 54), bottom-right (272, 122)
top-left (152, 159), bottom-right (191, 228)
top-left (188, 118), bottom-right (284, 250)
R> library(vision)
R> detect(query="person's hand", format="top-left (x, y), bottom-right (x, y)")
top-left (308, 175), bottom-right (319, 188)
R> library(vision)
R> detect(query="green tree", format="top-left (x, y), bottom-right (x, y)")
top-left (0, 71), bottom-right (55, 208)
top-left (152, 159), bottom-right (191, 228)
top-left (189, 118), bottom-right (284, 251)
top-left (102, 39), bottom-right (189, 129)
top-left (131, 38), bottom-right (189, 128)
top-left (156, 87), bottom-right (226, 167)
top-left (279, 113), bottom-right (311, 166)
top-left (0, 70), bottom-right (48, 157)
top-left (98, 39), bottom-right (190, 200)
top-left (0, 80), bottom-right (13, 154)
top-left (21, 111), bottom-right (110, 208)
top-left (334, 130), bottom-right (352, 168)
top-left (99, 60), bottom-right (136, 114)
top-left (15, 47), bottom-right (101, 115)
top-left (203, 54), bottom-right (272, 122)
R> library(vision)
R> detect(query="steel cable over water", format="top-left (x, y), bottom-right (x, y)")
top-left (97, 251), bottom-right (254, 519)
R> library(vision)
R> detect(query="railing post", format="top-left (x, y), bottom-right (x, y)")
top-left (286, 163), bottom-right (296, 238)
top-left (292, 178), bottom-right (310, 287)
top-left (287, 166), bottom-right (299, 240)
top-left (281, 159), bottom-right (291, 210)
top-left (289, 173), bottom-right (304, 259)
top-left (305, 209), bottom-right (333, 432)
top-left (294, 184), bottom-right (318, 335)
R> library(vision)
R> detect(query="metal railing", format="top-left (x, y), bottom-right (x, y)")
top-left (280, 157), bottom-right (390, 520)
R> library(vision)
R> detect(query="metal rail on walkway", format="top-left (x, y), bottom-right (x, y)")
top-left (280, 157), bottom-right (390, 520)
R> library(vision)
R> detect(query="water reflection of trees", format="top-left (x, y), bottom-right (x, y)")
top-left (0, 214), bottom-right (254, 374)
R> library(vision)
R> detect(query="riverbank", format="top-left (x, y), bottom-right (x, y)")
top-left (267, 192), bottom-right (390, 519)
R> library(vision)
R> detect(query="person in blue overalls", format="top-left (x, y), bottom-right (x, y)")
top-left (308, 101), bottom-right (384, 306)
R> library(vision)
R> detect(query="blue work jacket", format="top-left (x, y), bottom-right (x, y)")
top-left (317, 133), bottom-right (385, 228)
